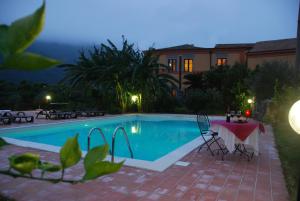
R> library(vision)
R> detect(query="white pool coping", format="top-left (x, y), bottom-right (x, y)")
top-left (0, 114), bottom-right (221, 172)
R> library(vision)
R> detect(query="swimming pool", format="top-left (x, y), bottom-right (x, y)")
top-left (0, 114), bottom-right (212, 171)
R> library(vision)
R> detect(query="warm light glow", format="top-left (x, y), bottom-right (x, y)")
top-left (247, 98), bottom-right (254, 104)
top-left (131, 126), bottom-right (137, 134)
top-left (131, 95), bottom-right (138, 103)
top-left (288, 100), bottom-right (300, 134)
top-left (45, 95), bottom-right (51, 101)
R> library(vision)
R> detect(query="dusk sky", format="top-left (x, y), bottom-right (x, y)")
top-left (0, 0), bottom-right (299, 49)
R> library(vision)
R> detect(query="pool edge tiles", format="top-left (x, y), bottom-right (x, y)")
top-left (2, 136), bottom-right (207, 172)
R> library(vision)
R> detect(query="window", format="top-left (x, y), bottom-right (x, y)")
top-left (168, 59), bottom-right (177, 72)
top-left (184, 59), bottom-right (193, 72)
top-left (216, 58), bottom-right (227, 66)
top-left (171, 89), bottom-right (177, 97)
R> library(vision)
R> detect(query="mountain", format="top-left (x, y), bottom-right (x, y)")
top-left (0, 41), bottom-right (88, 83)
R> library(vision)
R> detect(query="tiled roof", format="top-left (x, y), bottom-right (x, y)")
top-left (215, 43), bottom-right (254, 49)
top-left (154, 44), bottom-right (206, 51)
top-left (249, 38), bottom-right (296, 53)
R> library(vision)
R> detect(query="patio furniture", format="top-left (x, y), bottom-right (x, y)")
top-left (36, 110), bottom-right (50, 119)
top-left (0, 115), bottom-right (11, 125)
top-left (197, 113), bottom-right (228, 159)
top-left (80, 110), bottom-right (105, 117)
top-left (210, 119), bottom-right (265, 161)
top-left (2, 111), bottom-right (34, 123)
top-left (14, 112), bottom-right (34, 123)
top-left (48, 110), bottom-right (77, 120)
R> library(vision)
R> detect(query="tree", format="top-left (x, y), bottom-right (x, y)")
top-left (61, 37), bottom-right (178, 113)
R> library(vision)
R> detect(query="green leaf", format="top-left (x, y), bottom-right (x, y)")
top-left (0, 138), bottom-right (8, 148)
top-left (38, 161), bottom-right (61, 172)
top-left (9, 153), bottom-right (40, 175)
top-left (59, 134), bottom-right (82, 169)
top-left (84, 144), bottom-right (109, 171)
top-left (0, 1), bottom-right (45, 55)
top-left (1, 52), bottom-right (60, 70)
top-left (82, 161), bottom-right (124, 181)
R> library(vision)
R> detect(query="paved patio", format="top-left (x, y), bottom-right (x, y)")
top-left (0, 122), bottom-right (289, 201)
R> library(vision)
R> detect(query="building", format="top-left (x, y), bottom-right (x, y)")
top-left (152, 38), bottom-right (296, 91)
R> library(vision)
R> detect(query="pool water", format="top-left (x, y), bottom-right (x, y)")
top-left (0, 115), bottom-right (200, 161)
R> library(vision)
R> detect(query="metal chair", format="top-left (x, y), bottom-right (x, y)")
top-left (197, 113), bottom-right (228, 159)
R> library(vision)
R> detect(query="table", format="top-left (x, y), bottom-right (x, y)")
top-left (210, 119), bottom-right (265, 156)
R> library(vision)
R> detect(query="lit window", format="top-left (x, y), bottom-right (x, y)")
top-left (168, 59), bottom-right (177, 72)
top-left (171, 89), bottom-right (177, 97)
top-left (184, 59), bottom-right (193, 72)
top-left (216, 58), bottom-right (227, 66)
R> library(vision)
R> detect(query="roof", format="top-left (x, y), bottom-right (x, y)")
top-left (153, 44), bottom-right (208, 51)
top-left (249, 38), bottom-right (296, 53)
top-left (215, 43), bottom-right (254, 49)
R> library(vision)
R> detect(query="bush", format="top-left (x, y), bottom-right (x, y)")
top-left (250, 61), bottom-right (299, 102)
top-left (185, 88), bottom-right (224, 114)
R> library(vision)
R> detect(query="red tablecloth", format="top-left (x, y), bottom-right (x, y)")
top-left (211, 120), bottom-right (265, 141)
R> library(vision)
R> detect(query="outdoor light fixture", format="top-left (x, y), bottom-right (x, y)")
top-left (288, 100), bottom-right (300, 135)
top-left (288, 100), bottom-right (300, 201)
top-left (131, 126), bottom-right (138, 134)
top-left (247, 98), bottom-right (254, 104)
top-left (131, 95), bottom-right (138, 103)
top-left (45, 95), bottom-right (51, 101)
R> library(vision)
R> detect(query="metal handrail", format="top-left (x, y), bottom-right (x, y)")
top-left (87, 127), bottom-right (109, 151)
top-left (111, 126), bottom-right (134, 162)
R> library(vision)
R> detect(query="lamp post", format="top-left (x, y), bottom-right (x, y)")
top-left (288, 100), bottom-right (300, 201)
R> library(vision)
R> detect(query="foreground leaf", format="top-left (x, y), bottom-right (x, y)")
top-left (60, 134), bottom-right (82, 169)
top-left (0, 1), bottom-right (45, 55)
top-left (9, 153), bottom-right (40, 175)
top-left (84, 144), bottom-right (109, 171)
top-left (0, 138), bottom-right (8, 148)
top-left (1, 52), bottom-right (60, 70)
top-left (38, 161), bottom-right (61, 172)
top-left (82, 161), bottom-right (124, 181)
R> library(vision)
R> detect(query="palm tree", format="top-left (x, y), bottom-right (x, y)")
top-left (61, 37), bottom-right (178, 113)
top-left (132, 49), bottom-right (178, 112)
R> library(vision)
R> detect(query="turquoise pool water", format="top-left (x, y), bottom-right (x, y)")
top-left (0, 115), bottom-right (200, 161)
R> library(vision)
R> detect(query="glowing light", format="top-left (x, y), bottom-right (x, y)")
top-left (131, 126), bottom-right (137, 134)
top-left (84, 124), bottom-right (89, 127)
top-left (45, 95), bottom-right (51, 101)
top-left (245, 109), bottom-right (251, 118)
top-left (247, 98), bottom-right (253, 104)
top-left (131, 95), bottom-right (138, 103)
top-left (288, 100), bottom-right (300, 134)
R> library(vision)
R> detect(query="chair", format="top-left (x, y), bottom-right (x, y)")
top-left (3, 111), bottom-right (34, 123)
top-left (0, 113), bottom-right (11, 125)
top-left (197, 113), bottom-right (227, 159)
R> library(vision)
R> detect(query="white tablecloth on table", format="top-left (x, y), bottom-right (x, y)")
top-left (211, 124), bottom-right (260, 156)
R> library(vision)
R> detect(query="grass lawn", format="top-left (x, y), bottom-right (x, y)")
top-left (273, 122), bottom-right (300, 201)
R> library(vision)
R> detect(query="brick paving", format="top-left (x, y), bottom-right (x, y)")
top-left (0, 122), bottom-right (289, 201)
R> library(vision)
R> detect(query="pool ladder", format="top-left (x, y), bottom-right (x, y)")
top-left (87, 126), bottom-right (134, 162)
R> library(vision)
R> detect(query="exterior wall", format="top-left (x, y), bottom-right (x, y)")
top-left (248, 53), bottom-right (296, 69)
top-left (211, 51), bottom-right (246, 66)
top-left (157, 52), bottom-right (211, 91)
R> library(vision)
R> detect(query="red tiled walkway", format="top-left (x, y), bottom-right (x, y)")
top-left (0, 125), bottom-right (289, 201)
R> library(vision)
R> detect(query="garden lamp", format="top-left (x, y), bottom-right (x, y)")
top-left (45, 95), bottom-right (51, 101)
top-left (288, 100), bottom-right (300, 201)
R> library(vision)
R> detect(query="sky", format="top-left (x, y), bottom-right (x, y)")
top-left (0, 0), bottom-right (299, 49)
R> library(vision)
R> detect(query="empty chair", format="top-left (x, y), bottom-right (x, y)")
top-left (14, 112), bottom-right (34, 123)
top-left (3, 111), bottom-right (34, 123)
top-left (0, 113), bottom-right (11, 125)
top-left (197, 113), bottom-right (227, 159)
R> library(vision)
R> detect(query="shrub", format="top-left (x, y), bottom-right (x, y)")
top-left (185, 88), bottom-right (224, 114)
